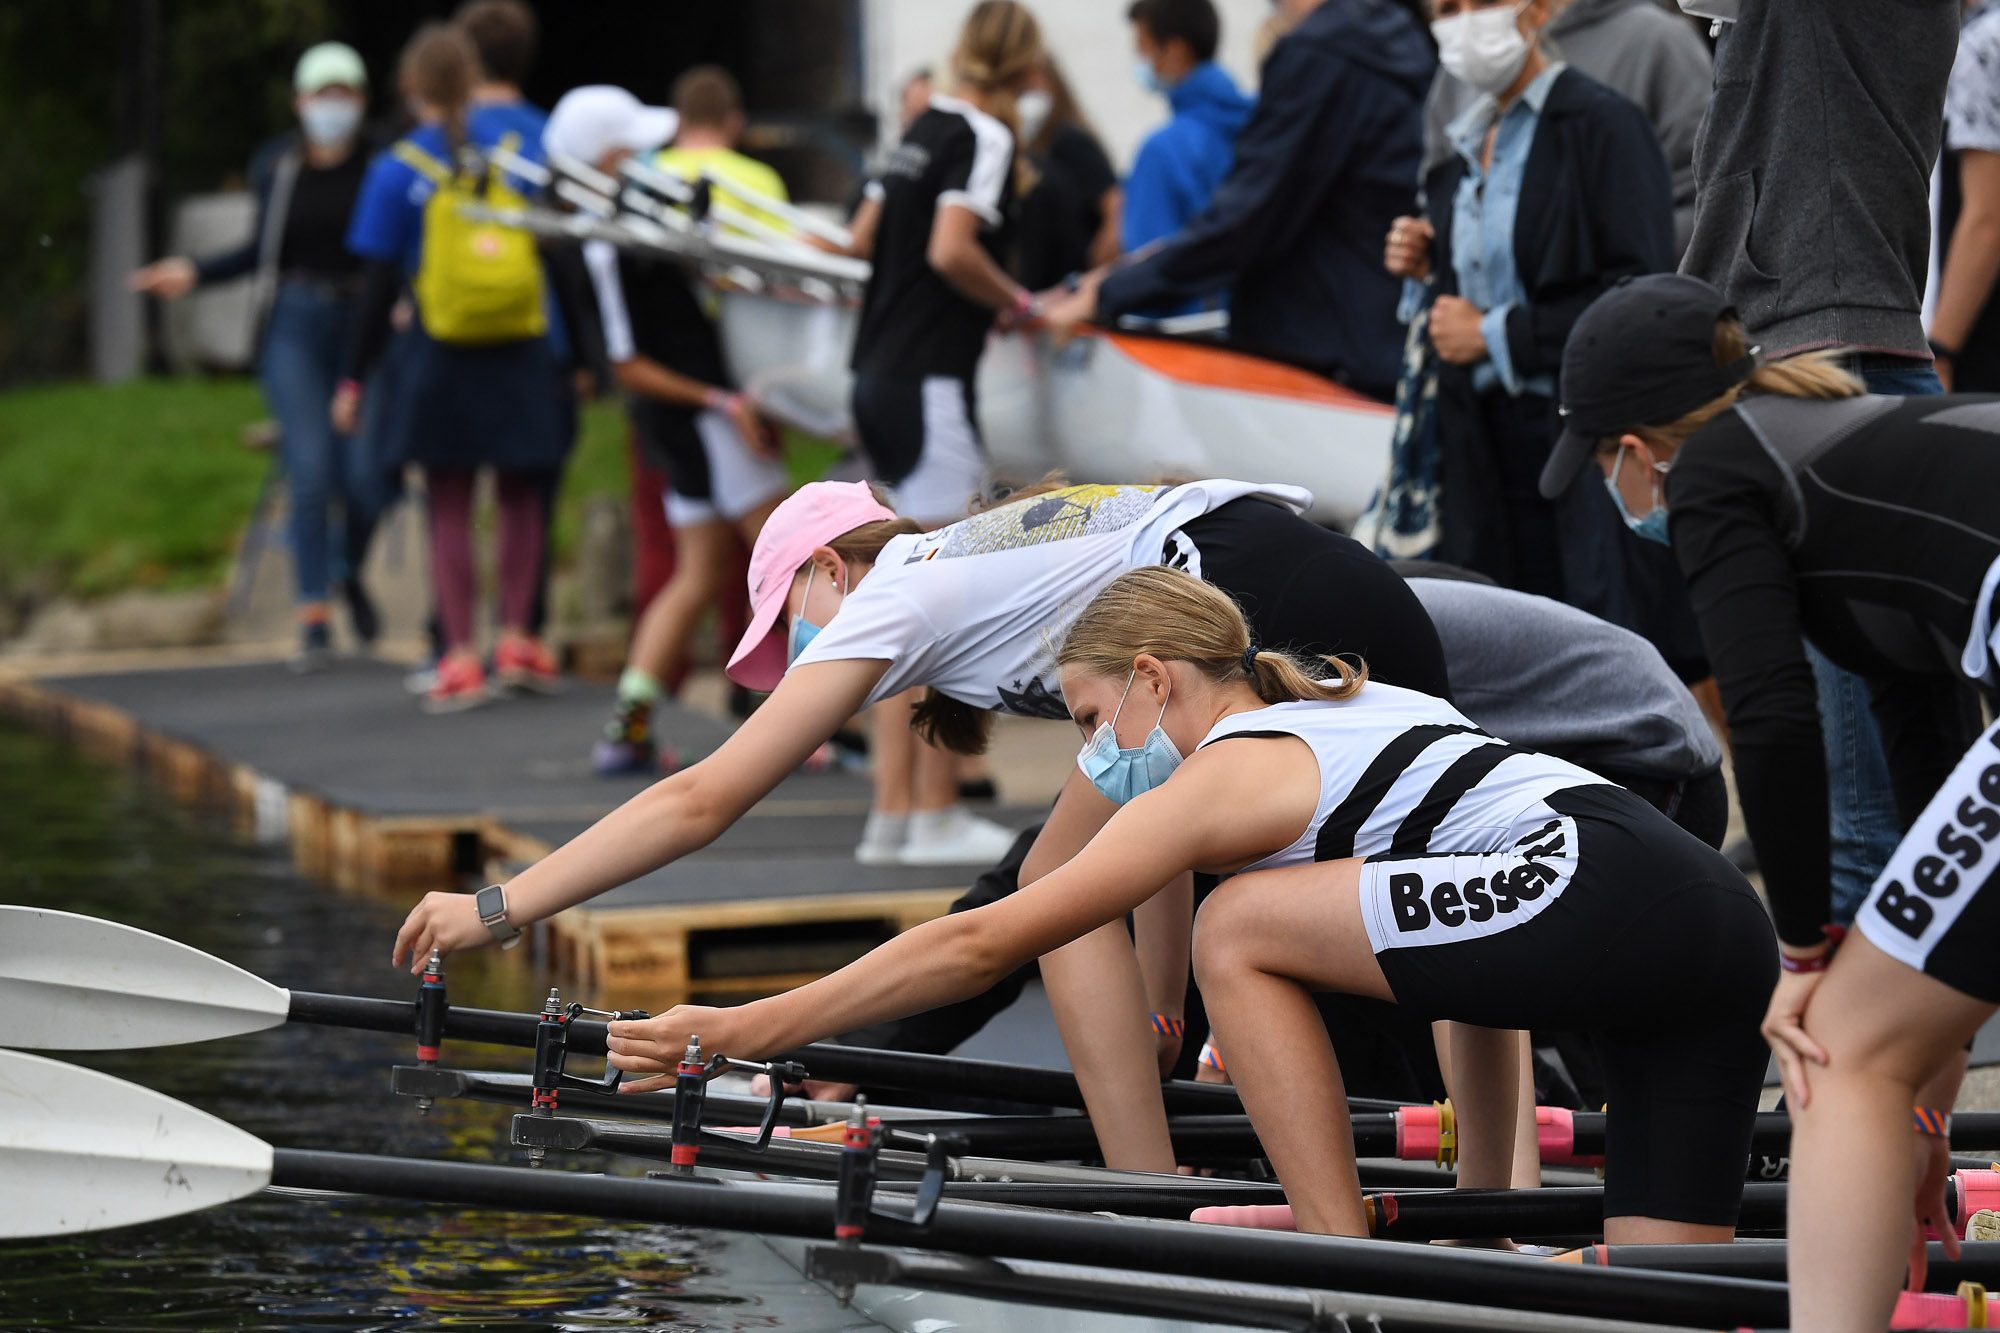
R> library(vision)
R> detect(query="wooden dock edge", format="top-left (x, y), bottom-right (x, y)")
top-left (1, 674), bottom-right (971, 1004)
top-left (0, 674), bottom-right (484, 896)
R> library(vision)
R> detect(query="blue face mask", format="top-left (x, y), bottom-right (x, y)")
top-left (1605, 447), bottom-right (1672, 547)
top-left (786, 566), bottom-right (843, 667)
top-left (1134, 55), bottom-right (1169, 96)
top-left (1076, 669), bottom-right (1184, 805)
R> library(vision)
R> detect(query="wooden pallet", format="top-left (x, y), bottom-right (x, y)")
top-left (484, 819), bottom-right (964, 1008)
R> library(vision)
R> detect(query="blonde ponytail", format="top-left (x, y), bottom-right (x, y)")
top-left (952, 0), bottom-right (1044, 194)
top-left (1058, 567), bottom-right (1367, 705)
top-left (1624, 316), bottom-right (1866, 455)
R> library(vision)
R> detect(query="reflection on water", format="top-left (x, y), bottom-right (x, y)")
top-left (0, 721), bottom-right (844, 1331)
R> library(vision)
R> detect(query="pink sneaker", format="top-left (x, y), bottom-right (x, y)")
top-left (495, 636), bottom-right (562, 695)
top-left (423, 654), bottom-right (489, 713)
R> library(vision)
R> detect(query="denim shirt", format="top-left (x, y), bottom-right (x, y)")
top-left (1447, 62), bottom-right (1565, 398)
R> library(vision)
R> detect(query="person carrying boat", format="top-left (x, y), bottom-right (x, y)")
top-left (821, 0), bottom-right (1049, 866)
top-left (601, 564), bottom-right (1777, 1246)
top-left (393, 476), bottom-right (1458, 1152)
top-left (1534, 272), bottom-right (2000, 1331)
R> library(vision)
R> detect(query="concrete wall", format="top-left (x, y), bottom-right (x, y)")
top-left (862, 0), bottom-right (1271, 172)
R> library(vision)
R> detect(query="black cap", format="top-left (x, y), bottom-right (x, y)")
top-left (1536, 274), bottom-right (1761, 499)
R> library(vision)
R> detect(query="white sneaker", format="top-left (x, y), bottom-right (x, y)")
top-left (854, 811), bottom-right (908, 866)
top-left (897, 806), bottom-right (1019, 866)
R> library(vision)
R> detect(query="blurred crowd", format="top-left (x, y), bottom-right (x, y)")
top-left (129, 0), bottom-right (1995, 871)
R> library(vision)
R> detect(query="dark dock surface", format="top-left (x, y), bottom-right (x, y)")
top-left (0, 656), bottom-right (1047, 1005)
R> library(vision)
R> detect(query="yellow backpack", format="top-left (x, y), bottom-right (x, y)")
top-left (391, 131), bottom-right (547, 345)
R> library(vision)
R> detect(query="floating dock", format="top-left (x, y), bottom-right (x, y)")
top-left (0, 657), bottom-right (1037, 1004)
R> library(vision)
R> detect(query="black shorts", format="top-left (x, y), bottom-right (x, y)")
top-left (1371, 784), bottom-right (1777, 1226)
top-left (1858, 716), bottom-right (2000, 1004)
top-left (1175, 498), bottom-right (1454, 702)
top-left (850, 372), bottom-right (987, 523)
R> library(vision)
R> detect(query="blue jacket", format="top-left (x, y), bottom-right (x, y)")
top-left (1097, 0), bottom-right (1434, 395)
top-left (1122, 61), bottom-right (1253, 254)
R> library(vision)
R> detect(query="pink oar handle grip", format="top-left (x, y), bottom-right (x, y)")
top-left (1923, 1169), bottom-right (2000, 1241)
top-left (1189, 1203), bottom-right (1297, 1231)
top-left (1890, 1288), bottom-right (1973, 1328)
top-left (1394, 1103), bottom-right (1605, 1168)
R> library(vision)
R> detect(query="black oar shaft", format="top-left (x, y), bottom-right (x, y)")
top-left (266, 1149), bottom-right (1788, 1327)
top-left (288, 992), bottom-right (610, 1052)
top-left (1568, 1240), bottom-right (2000, 1288)
top-left (1369, 1184), bottom-right (1788, 1242)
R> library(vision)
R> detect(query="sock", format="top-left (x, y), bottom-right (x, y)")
top-left (859, 810), bottom-right (909, 849)
top-left (618, 667), bottom-right (662, 705)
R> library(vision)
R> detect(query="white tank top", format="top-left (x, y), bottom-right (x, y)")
top-left (1199, 683), bottom-right (1612, 870)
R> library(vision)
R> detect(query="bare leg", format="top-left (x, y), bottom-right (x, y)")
top-left (1447, 1023), bottom-right (1521, 1193)
top-left (869, 690), bottom-right (920, 816)
top-left (1192, 858), bottom-right (1392, 1236)
top-left (1431, 1022), bottom-right (1541, 1188)
top-left (1787, 932), bottom-right (1993, 1332)
top-left (1026, 771), bottom-right (1177, 1171)
top-left (911, 727), bottom-right (959, 813)
top-left (625, 518), bottom-right (733, 688)
top-left (1511, 1031), bottom-right (1540, 1188)
top-left (1041, 920), bottom-right (1179, 1171)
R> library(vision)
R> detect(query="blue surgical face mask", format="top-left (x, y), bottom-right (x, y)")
top-left (1134, 55), bottom-right (1169, 96)
top-left (1076, 669), bottom-right (1184, 805)
top-left (786, 566), bottom-right (844, 666)
top-left (1605, 446), bottom-right (1672, 546)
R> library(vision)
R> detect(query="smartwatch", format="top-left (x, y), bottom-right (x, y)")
top-left (474, 883), bottom-right (522, 949)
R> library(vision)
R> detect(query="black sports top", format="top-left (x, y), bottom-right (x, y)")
top-left (852, 96), bottom-right (1016, 382)
top-left (1667, 392), bottom-right (2000, 944)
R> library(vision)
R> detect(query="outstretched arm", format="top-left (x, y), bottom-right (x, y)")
top-left (391, 658), bottom-right (886, 968)
top-left (607, 740), bottom-right (1311, 1080)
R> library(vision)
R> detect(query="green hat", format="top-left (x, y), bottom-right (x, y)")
top-left (295, 42), bottom-right (367, 95)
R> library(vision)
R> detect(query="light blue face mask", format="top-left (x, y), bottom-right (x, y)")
top-left (1076, 669), bottom-right (1183, 805)
top-left (1133, 55), bottom-right (1170, 96)
top-left (786, 566), bottom-right (843, 666)
top-left (1605, 446), bottom-right (1672, 547)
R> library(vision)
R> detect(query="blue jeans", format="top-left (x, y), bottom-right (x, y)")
top-left (259, 282), bottom-right (368, 604)
top-left (1811, 360), bottom-right (1945, 921)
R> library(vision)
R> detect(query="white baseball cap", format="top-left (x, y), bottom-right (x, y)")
top-left (544, 86), bottom-right (679, 166)
top-left (294, 42), bottom-right (367, 95)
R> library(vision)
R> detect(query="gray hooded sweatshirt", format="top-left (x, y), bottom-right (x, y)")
top-left (1680, 0), bottom-right (1958, 357)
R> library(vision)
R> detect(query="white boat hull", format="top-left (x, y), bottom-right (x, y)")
top-left (722, 293), bottom-right (1393, 526)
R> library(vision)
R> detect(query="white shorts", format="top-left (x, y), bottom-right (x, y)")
top-left (663, 408), bottom-right (789, 529)
top-left (1856, 716), bottom-right (2000, 1003)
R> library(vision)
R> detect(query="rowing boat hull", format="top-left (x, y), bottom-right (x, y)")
top-left (719, 292), bottom-right (1393, 526)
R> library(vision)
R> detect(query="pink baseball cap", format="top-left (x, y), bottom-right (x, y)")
top-left (726, 481), bottom-right (899, 691)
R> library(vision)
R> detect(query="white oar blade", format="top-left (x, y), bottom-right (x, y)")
top-left (0, 906), bottom-right (290, 1049)
top-left (0, 1049), bottom-right (273, 1237)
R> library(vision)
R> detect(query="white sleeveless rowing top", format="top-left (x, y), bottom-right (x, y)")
top-left (1199, 683), bottom-right (1612, 871)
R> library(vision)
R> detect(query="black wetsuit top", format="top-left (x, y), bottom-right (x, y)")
top-left (1668, 392), bottom-right (2000, 944)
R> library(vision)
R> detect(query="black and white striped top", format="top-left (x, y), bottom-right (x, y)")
top-left (1199, 683), bottom-right (1610, 869)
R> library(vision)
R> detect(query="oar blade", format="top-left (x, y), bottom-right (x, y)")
top-left (0, 1049), bottom-right (273, 1237)
top-left (0, 906), bottom-right (290, 1049)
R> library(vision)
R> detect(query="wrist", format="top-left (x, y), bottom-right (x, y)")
top-left (1915, 1107), bottom-right (1952, 1138)
top-left (703, 386), bottom-right (739, 412)
top-left (473, 883), bottom-right (522, 949)
top-left (1779, 924), bottom-right (1845, 972)
top-left (1010, 287), bottom-right (1038, 319)
top-left (1198, 1040), bottom-right (1226, 1074)
top-left (1149, 1013), bottom-right (1185, 1040)
top-left (1929, 336), bottom-right (1960, 362)
top-left (335, 378), bottom-right (362, 399)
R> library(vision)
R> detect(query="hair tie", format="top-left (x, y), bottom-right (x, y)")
top-left (1242, 645), bottom-right (1260, 676)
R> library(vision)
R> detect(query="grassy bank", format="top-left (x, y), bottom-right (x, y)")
top-left (0, 375), bottom-right (843, 611)
top-left (0, 376), bottom-right (635, 605)
top-left (0, 377), bottom-right (271, 598)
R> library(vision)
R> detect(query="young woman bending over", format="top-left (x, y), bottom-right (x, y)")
top-left (601, 566), bottom-right (1777, 1243)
